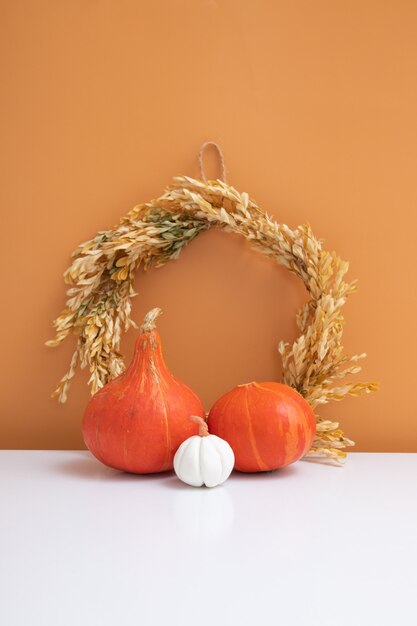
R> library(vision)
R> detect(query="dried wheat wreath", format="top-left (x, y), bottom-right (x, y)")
top-left (47, 144), bottom-right (377, 462)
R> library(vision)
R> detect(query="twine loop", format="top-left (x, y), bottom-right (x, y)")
top-left (198, 141), bottom-right (227, 183)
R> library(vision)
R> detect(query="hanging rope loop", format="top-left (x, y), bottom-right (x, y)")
top-left (197, 141), bottom-right (227, 183)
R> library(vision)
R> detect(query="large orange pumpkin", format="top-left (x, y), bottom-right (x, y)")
top-left (82, 308), bottom-right (204, 473)
top-left (207, 382), bottom-right (316, 472)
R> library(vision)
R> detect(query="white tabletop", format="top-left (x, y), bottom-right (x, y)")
top-left (1, 451), bottom-right (416, 626)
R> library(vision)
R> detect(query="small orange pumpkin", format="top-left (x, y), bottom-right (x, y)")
top-left (207, 382), bottom-right (316, 472)
top-left (82, 308), bottom-right (204, 473)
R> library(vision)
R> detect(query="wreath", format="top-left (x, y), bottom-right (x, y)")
top-left (47, 143), bottom-right (377, 462)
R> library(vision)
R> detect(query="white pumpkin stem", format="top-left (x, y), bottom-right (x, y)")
top-left (190, 415), bottom-right (209, 437)
top-left (140, 307), bottom-right (162, 333)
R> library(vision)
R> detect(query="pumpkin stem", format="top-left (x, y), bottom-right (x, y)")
top-left (190, 415), bottom-right (209, 437)
top-left (140, 307), bottom-right (162, 333)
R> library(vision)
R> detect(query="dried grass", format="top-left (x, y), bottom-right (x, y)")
top-left (47, 176), bottom-right (378, 462)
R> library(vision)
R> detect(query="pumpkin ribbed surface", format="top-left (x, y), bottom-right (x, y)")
top-left (82, 309), bottom-right (204, 473)
top-left (207, 382), bottom-right (316, 472)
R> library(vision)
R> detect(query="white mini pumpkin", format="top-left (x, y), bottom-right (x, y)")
top-left (174, 416), bottom-right (235, 487)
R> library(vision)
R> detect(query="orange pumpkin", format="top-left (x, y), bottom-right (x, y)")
top-left (207, 382), bottom-right (316, 472)
top-left (82, 308), bottom-right (204, 473)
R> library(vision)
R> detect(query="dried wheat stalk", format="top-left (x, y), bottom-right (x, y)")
top-left (47, 176), bottom-right (378, 462)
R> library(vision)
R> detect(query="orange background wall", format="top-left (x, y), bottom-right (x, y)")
top-left (1, 0), bottom-right (416, 452)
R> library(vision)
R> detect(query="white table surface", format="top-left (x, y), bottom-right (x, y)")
top-left (1, 451), bottom-right (416, 626)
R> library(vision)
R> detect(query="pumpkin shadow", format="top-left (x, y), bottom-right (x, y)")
top-left (54, 452), bottom-right (170, 483)
top-left (301, 457), bottom-right (343, 467)
top-left (159, 462), bottom-right (300, 490)
top-left (229, 463), bottom-right (300, 481)
top-left (160, 475), bottom-right (196, 490)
